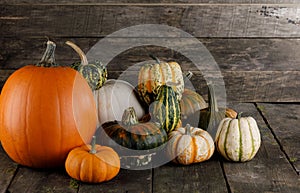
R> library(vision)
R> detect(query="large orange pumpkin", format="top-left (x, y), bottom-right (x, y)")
top-left (0, 41), bottom-right (97, 168)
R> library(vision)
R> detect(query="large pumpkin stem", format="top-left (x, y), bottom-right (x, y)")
top-left (37, 40), bottom-right (57, 67)
top-left (122, 107), bottom-right (139, 126)
top-left (89, 136), bottom-right (97, 154)
top-left (208, 84), bottom-right (219, 113)
top-left (66, 41), bottom-right (89, 66)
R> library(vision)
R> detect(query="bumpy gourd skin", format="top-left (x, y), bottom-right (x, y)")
top-left (72, 60), bottom-right (107, 90)
top-left (66, 41), bottom-right (107, 91)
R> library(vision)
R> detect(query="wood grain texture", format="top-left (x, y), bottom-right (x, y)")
top-left (153, 155), bottom-right (228, 193)
top-left (1, 4), bottom-right (300, 38)
top-left (1, 0), bottom-right (299, 5)
top-left (0, 146), bottom-right (18, 193)
top-left (222, 103), bottom-right (300, 193)
top-left (256, 103), bottom-right (300, 175)
top-left (7, 167), bottom-right (77, 193)
top-left (2, 38), bottom-right (300, 71)
top-left (1, 37), bottom-right (299, 102)
top-left (79, 169), bottom-right (152, 193)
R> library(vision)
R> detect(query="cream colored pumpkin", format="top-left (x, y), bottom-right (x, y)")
top-left (138, 57), bottom-right (184, 105)
top-left (215, 116), bottom-right (261, 162)
top-left (94, 79), bottom-right (145, 125)
top-left (167, 124), bottom-right (215, 165)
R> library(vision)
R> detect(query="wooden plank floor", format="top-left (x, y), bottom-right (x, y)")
top-left (0, 103), bottom-right (299, 193)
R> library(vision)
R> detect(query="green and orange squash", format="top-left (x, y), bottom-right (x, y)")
top-left (101, 107), bottom-right (167, 150)
top-left (150, 85), bottom-right (181, 134)
top-left (66, 41), bottom-right (107, 90)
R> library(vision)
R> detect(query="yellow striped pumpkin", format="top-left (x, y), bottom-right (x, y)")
top-left (138, 56), bottom-right (184, 105)
top-left (167, 124), bottom-right (215, 165)
top-left (215, 115), bottom-right (261, 162)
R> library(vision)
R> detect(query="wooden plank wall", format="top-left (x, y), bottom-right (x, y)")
top-left (0, 0), bottom-right (300, 102)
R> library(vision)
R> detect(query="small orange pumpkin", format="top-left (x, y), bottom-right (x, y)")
top-left (65, 136), bottom-right (120, 183)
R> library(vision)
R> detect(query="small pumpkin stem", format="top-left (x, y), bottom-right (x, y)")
top-left (185, 71), bottom-right (193, 80)
top-left (237, 112), bottom-right (243, 119)
top-left (66, 41), bottom-right (89, 66)
top-left (89, 136), bottom-right (97, 154)
top-left (208, 84), bottom-right (219, 113)
top-left (37, 40), bottom-right (57, 67)
top-left (149, 54), bottom-right (161, 64)
top-left (185, 124), bottom-right (191, 135)
top-left (122, 107), bottom-right (139, 126)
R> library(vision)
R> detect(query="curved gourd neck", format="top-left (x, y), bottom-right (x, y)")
top-left (65, 41), bottom-right (89, 66)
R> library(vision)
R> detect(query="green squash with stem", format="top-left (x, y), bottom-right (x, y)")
top-left (66, 41), bottom-right (107, 90)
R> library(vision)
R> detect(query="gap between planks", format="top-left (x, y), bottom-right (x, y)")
top-left (254, 102), bottom-right (300, 176)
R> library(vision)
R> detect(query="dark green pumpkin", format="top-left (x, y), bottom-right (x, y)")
top-left (66, 41), bottom-right (107, 90)
top-left (101, 107), bottom-right (167, 150)
top-left (150, 85), bottom-right (181, 134)
top-left (198, 84), bottom-right (237, 138)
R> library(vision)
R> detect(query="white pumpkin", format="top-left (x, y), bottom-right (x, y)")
top-left (215, 116), bottom-right (261, 162)
top-left (167, 124), bottom-right (215, 165)
top-left (94, 79), bottom-right (146, 125)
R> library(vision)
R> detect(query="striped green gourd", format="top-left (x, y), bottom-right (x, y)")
top-left (101, 107), bottom-right (167, 150)
top-left (66, 41), bottom-right (107, 90)
top-left (151, 85), bottom-right (181, 134)
top-left (215, 114), bottom-right (261, 162)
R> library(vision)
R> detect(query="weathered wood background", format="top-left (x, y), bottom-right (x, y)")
top-left (0, 0), bottom-right (300, 102)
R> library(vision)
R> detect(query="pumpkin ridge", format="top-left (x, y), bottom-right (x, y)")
top-left (55, 76), bottom-right (64, 162)
top-left (224, 119), bottom-right (233, 161)
top-left (247, 118), bottom-right (256, 159)
top-left (171, 134), bottom-right (181, 163)
top-left (191, 136), bottom-right (197, 163)
top-left (200, 134), bottom-right (211, 161)
top-left (22, 68), bottom-right (36, 167)
top-left (79, 155), bottom-right (90, 181)
top-left (238, 117), bottom-right (243, 162)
